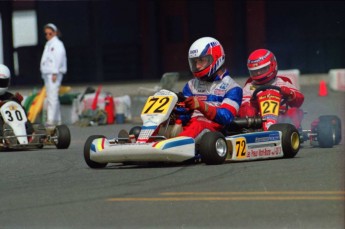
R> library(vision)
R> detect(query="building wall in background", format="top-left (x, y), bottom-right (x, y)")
top-left (1, 0), bottom-right (344, 87)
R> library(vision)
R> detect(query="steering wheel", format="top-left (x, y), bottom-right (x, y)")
top-left (252, 85), bottom-right (281, 101)
top-left (176, 92), bottom-right (186, 102)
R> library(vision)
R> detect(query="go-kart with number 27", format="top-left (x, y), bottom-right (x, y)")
top-left (84, 89), bottom-right (300, 168)
top-left (247, 85), bottom-right (342, 148)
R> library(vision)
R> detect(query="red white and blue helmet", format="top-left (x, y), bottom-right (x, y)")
top-left (188, 37), bottom-right (225, 81)
top-left (247, 49), bottom-right (278, 85)
top-left (0, 64), bottom-right (10, 96)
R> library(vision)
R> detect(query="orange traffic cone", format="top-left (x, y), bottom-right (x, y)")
top-left (318, 80), bottom-right (328, 96)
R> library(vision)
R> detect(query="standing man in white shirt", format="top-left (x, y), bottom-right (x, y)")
top-left (40, 23), bottom-right (67, 126)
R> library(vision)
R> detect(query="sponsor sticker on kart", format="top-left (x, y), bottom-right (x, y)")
top-left (257, 89), bottom-right (281, 130)
top-left (258, 94), bottom-right (280, 116)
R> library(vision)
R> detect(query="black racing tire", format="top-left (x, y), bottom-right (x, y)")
top-left (199, 132), bottom-right (228, 165)
top-left (54, 125), bottom-right (71, 149)
top-left (268, 123), bottom-right (300, 158)
top-left (0, 118), bottom-right (4, 137)
top-left (318, 115), bottom-right (342, 146)
top-left (129, 126), bottom-right (142, 140)
top-left (316, 115), bottom-right (342, 148)
top-left (84, 135), bottom-right (108, 168)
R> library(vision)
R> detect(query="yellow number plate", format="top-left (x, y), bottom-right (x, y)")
top-left (141, 95), bottom-right (174, 115)
top-left (260, 100), bottom-right (279, 116)
top-left (235, 137), bottom-right (247, 159)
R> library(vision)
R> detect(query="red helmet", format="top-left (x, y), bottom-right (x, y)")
top-left (247, 49), bottom-right (277, 85)
top-left (188, 37), bottom-right (225, 81)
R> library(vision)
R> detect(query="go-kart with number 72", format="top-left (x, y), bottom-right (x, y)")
top-left (0, 100), bottom-right (71, 150)
top-left (84, 89), bottom-right (301, 168)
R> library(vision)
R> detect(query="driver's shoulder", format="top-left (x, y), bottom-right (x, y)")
top-left (0, 91), bottom-right (14, 100)
top-left (277, 75), bottom-right (293, 84)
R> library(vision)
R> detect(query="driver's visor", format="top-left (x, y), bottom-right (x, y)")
top-left (188, 55), bottom-right (213, 72)
top-left (0, 78), bottom-right (9, 88)
top-left (249, 62), bottom-right (270, 77)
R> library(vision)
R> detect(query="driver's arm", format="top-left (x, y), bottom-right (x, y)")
top-left (238, 83), bottom-right (259, 118)
top-left (241, 83), bottom-right (254, 105)
top-left (280, 84), bottom-right (304, 108)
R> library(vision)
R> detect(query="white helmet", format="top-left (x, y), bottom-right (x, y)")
top-left (0, 64), bottom-right (11, 95)
top-left (188, 37), bottom-right (225, 81)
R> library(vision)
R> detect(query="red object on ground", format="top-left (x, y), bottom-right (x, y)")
top-left (91, 85), bottom-right (103, 110)
top-left (318, 80), bottom-right (328, 96)
top-left (104, 95), bottom-right (115, 124)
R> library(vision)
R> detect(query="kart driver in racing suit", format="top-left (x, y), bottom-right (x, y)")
top-left (0, 64), bottom-right (23, 104)
top-left (238, 49), bottom-right (304, 128)
top-left (0, 64), bottom-right (29, 135)
top-left (177, 37), bottom-right (243, 142)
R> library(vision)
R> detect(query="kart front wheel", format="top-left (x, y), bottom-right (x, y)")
top-left (84, 135), bottom-right (108, 169)
top-left (54, 125), bottom-right (71, 149)
top-left (199, 132), bottom-right (227, 165)
top-left (269, 123), bottom-right (300, 158)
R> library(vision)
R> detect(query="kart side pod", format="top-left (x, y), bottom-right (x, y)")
top-left (198, 123), bottom-right (300, 165)
top-left (84, 135), bottom-right (196, 168)
top-left (226, 123), bottom-right (299, 161)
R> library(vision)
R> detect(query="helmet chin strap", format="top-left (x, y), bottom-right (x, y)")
top-left (201, 74), bottom-right (217, 82)
top-left (197, 73), bottom-right (216, 82)
top-left (199, 66), bottom-right (225, 82)
top-left (253, 75), bottom-right (277, 85)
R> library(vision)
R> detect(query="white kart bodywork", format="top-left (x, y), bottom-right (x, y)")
top-left (0, 100), bottom-right (29, 145)
top-left (89, 90), bottom-right (195, 163)
top-left (84, 89), bottom-right (300, 168)
top-left (225, 131), bottom-right (284, 161)
top-left (90, 136), bottom-right (195, 163)
top-left (86, 90), bottom-right (197, 164)
top-left (0, 100), bottom-right (71, 150)
top-left (88, 130), bottom-right (285, 164)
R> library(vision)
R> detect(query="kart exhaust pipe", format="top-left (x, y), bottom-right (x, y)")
top-left (232, 116), bottom-right (264, 129)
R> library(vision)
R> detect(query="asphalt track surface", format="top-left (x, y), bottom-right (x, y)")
top-left (0, 85), bottom-right (344, 229)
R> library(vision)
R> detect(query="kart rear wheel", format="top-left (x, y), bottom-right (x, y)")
top-left (84, 135), bottom-right (108, 168)
top-left (54, 125), bottom-right (71, 149)
top-left (269, 123), bottom-right (300, 158)
top-left (318, 115), bottom-right (341, 146)
top-left (316, 115), bottom-right (341, 148)
top-left (199, 132), bottom-right (227, 165)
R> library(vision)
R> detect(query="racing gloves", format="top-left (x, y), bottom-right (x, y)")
top-left (281, 86), bottom-right (304, 108)
top-left (184, 96), bottom-right (217, 120)
top-left (280, 86), bottom-right (295, 101)
top-left (174, 106), bottom-right (191, 126)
